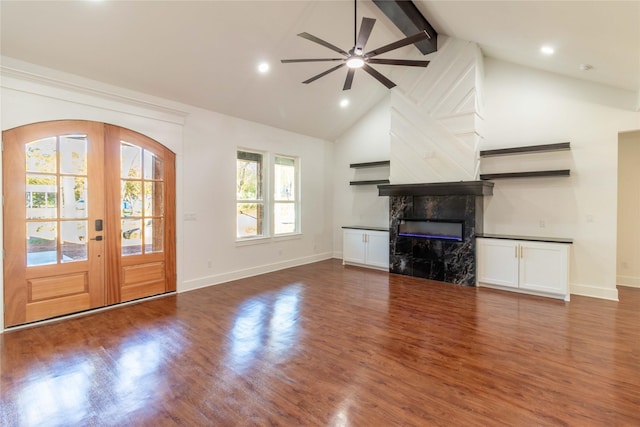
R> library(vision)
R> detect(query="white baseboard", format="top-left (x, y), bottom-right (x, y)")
top-left (179, 252), bottom-right (334, 293)
top-left (571, 283), bottom-right (619, 301)
top-left (617, 275), bottom-right (640, 288)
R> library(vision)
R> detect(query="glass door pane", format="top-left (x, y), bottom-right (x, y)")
top-left (25, 134), bottom-right (89, 266)
top-left (120, 142), bottom-right (164, 256)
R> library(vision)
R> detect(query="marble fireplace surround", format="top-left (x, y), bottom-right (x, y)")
top-left (378, 181), bottom-right (494, 286)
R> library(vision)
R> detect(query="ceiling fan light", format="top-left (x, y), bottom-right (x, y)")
top-left (346, 57), bottom-right (365, 68)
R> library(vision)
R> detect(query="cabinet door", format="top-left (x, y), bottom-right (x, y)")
top-left (342, 229), bottom-right (366, 264)
top-left (365, 231), bottom-right (389, 270)
top-left (476, 238), bottom-right (519, 288)
top-left (519, 241), bottom-right (569, 296)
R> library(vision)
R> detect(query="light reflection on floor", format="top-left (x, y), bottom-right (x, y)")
top-left (10, 325), bottom-right (184, 426)
top-left (18, 359), bottom-right (93, 426)
top-left (227, 283), bottom-right (302, 372)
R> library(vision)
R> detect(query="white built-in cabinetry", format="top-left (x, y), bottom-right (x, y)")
top-left (476, 236), bottom-right (571, 301)
top-left (342, 227), bottom-right (389, 270)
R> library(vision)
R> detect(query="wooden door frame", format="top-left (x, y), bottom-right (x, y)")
top-left (2, 120), bottom-right (176, 326)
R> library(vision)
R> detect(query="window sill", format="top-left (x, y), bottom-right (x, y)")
top-left (235, 232), bottom-right (302, 247)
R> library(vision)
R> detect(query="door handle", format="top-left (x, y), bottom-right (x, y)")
top-left (90, 236), bottom-right (103, 241)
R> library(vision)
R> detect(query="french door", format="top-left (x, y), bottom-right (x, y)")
top-left (3, 121), bottom-right (176, 327)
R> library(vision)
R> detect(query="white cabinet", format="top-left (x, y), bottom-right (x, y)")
top-left (342, 228), bottom-right (389, 270)
top-left (477, 237), bottom-right (570, 301)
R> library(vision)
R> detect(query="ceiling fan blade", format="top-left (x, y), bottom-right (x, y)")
top-left (343, 68), bottom-right (356, 91)
top-left (302, 63), bottom-right (346, 84)
top-left (281, 58), bottom-right (344, 63)
top-left (298, 32), bottom-right (349, 56)
top-left (355, 17), bottom-right (376, 53)
top-left (367, 58), bottom-right (430, 67)
top-left (362, 64), bottom-right (396, 89)
top-left (365, 30), bottom-right (431, 58)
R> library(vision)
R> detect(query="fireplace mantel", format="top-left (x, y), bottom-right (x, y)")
top-left (378, 181), bottom-right (493, 197)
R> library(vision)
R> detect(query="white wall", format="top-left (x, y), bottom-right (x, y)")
top-left (181, 107), bottom-right (334, 291)
top-left (1, 58), bottom-right (335, 331)
top-left (332, 97), bottom-right (391, 257)
top-left (617, 130), bottom-right (640, 288)
top-left (482, 58), bottom-right (640, 300)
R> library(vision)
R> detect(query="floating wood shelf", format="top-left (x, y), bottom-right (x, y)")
top-left (350, 160), bottom-right (390, 168)
top-left (350, 179), bottom-right (391, 186)
top-left (480, 170), bottom-right (571, 180)
top-left (480, 142), bottom-right (570, 158)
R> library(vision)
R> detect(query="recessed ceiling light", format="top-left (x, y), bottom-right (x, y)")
top-left (340, 99), bottom-right (350, 108)
top-left (258, 62), bottom-right (270, 73)
top-left (540, 45), bottom-right (555, 55)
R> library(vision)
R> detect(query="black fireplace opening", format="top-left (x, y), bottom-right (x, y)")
top-left (398, 219), bottom-right (464, 242)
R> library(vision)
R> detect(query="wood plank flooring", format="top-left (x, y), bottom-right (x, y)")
top-left (1, 259), bottom-right (639, 426)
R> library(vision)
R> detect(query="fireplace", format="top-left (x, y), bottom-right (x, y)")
top-left (379, 181), bottom-right (493, 286)
top-left (398, 219), bottom-right (464, 242)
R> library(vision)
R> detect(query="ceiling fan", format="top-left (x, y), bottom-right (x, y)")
top-left (281, 1), bottom-right (431, 90)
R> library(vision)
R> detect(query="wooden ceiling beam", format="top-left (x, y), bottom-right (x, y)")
top-left (372, 0), bottom-right (438, 55)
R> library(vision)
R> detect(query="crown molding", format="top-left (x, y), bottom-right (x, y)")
top-left (1, 58), bottom-right (190, 124)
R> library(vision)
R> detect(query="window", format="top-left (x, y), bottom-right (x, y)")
top-left (237, 150), bottom-right (264, 238)
top-left (236, 150), bottom-right (299, 240)
top-left (273, 155), bottom-right (298, 235)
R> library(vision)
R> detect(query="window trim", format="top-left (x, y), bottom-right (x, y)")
top-left (272, 154), bottom-right (300, 236)
top-left (236, 149), bottom-right (301, 244)
top-left (236, 149), bottom-right (267, 240)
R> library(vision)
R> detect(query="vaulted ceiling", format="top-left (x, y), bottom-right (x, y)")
top-left (1, 1), bottom-right (638, 140)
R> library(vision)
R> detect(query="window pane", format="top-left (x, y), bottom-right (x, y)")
top-left (121, 142), bottom-right (142, 179)
top-left (237, 203), bottom-right (263, 238)
top-left (61, 221), bottom-right (87, 262)
top-left (26, 137), bottom-right (57, 173)
top-left (122, 180), bottom-right (142, 217)
top-left (122, 219), bottom-right (142, 255)
top-left (274, 203), bottom-right (296, 234)
top-left (143, 150), bottom-right (164, 180)
top-left (145, 218), bottom-right (163, 253)
top-left (274, 158), bottom-right (295, 201)
top-left (27, 222), bottom-right (57, 266)
top-left (60, 176), bottom-right (87, 219)
top-left (144, 181), bottom-right (164, 217)
top-left (26, 175), bottom-right (57, 219)
top-left (60, 135), bottom-right (87, 175)
top-left (237, 151), bottom-right (262, 200)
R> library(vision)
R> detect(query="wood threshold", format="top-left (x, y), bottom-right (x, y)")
top-left (1, 259), bottom-right (639, 425)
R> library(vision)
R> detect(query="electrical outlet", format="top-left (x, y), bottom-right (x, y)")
top-left (539, 220), bottom-right (546, 228)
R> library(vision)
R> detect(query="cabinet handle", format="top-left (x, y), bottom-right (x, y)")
top-left (520, 246), bottom-right (524, 258)
top-left (515, 245), bottom-right (518, 258)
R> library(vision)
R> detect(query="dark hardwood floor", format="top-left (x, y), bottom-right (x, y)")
top-left (1, 259), bottom-right (639, 426)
